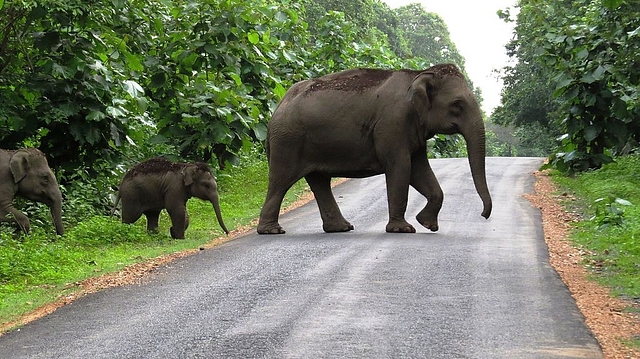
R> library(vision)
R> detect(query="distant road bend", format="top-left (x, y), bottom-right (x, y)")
top-left (0, 157), bottom-right (602, 359)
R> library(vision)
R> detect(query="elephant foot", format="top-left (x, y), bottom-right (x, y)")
top-left (169, 227), bottom-right (185, 239)
top-left (386, 221), bottom-right (416, 233)
top-left (416, 212), bottom-right (439, 232)
top-left (323, 221), bottom-right (354, 233)
top-left (257, 224), bottom-right (286, 234)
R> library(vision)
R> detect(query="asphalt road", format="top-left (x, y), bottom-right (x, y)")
top-left (0, 157), bottom-right (602, 358)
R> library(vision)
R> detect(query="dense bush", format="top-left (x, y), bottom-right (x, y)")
top-left (495, 0), bottom-right (640, 171)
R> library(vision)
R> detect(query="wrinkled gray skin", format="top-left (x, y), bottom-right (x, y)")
top-left (112, 158), bottom-right (229, 239)
top-left (0, 148), bottom-right (65, 235)
top-left (257, 64), bottom-right (492, 234)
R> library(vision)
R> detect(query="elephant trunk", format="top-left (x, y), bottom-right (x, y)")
top-left (49, 191), bottom-right (65, 235)
top-left (462, 121), bottom-right (492, 219)
top-left (210, 194), bottom-right (230, 235)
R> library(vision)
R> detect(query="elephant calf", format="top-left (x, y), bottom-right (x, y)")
top-left (0, 148), bottom-right (65, 235)
top-left (112, 158), bottom-right (229, 239)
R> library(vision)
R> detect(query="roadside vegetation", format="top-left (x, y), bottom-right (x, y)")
top-left (554, 154), bottom-right (640, 301)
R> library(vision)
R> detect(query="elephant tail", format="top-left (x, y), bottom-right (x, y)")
top-left (111, 193), bottom-right (121, 217)
top-left (264, 135), bottom-right (271, 164)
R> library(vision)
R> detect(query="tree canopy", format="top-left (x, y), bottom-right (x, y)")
top-left (493, 0), bottom-right (640, 171)
top-left (0, 0), bottom-right (475, 176)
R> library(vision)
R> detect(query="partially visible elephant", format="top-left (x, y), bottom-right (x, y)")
top-left (257, 63), bottom-right (492, 234)
top-left (0, 148), bottom-right (65, 235)
top-left (112, 157), bottom-right (229, 239)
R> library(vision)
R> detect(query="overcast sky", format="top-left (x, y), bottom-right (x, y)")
top-left (382, 0), bottom-right (517, 114)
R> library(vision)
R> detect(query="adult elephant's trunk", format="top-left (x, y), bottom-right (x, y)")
top-left (49, 191), bottom-right (65, 235)
top-left (210, 194), bottom-right (230, 235)
top-left (462, 121), bottom-right (492, 219)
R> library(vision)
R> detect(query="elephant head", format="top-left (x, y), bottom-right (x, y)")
top-left (408, 64), bottom-right (492, 219)
top-left (182, 163), bottom-right (230, 235)
top-left (0, 148), bottom-right (65, 235)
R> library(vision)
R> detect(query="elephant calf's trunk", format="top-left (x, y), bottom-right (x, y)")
top-left (211, 200), bottom-right (229, 235)
top-left (50, 202), bottom-right (65, 236)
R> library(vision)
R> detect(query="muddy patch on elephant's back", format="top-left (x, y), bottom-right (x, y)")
top-left (426, 63), bottom-right (464, 79)
top-left (306, 69), bottom-right (393, 94)
top-left (124, 158), bottom-right (211, 179)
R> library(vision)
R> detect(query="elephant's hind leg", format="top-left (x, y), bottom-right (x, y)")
top-left (144, 210), bottom-right (161, 234)
top-left (121, 203), bottom-right (143, 225)
top-left (305, 173), bottom-right (354, 233)
top-left (257, 170), bottom-right (303, 234)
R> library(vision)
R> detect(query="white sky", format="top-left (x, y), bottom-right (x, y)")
top-left (382, 0), bottom-right (517, 114)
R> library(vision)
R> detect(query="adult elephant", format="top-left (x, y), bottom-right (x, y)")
top-left (0, 148), bottom-right (65, 235)
top-left (112, 158), bottom-right (229, 239)
top-left (257, 63), bottom-right (492, 234)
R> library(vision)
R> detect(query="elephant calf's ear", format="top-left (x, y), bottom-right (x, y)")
top-left (181, 166), bottom-right (196, 186)
top-left (407, 72), bottom-right (435, 112)
top-left (9, 151), bottom-right (30, 183)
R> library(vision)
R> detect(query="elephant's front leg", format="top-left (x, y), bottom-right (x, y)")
top-left (167, 205), bottom-right (187, 239)
top-left (385, 159), bottom-right (416, 233)
top-left (305, 173), bottom-right (353, 233)
top-left (0, 207), bottom-right (31, 234)
top-left (410, 153), bottom-right (443, 232)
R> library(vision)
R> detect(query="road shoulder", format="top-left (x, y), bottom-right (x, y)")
top-left (525, 170), bottom-right (640, 359)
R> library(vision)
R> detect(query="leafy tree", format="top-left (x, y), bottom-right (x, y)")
top-left (0, 0), bottom-right (476, 176)
top-left (0, 1), bottom-right (149, 174)
top-left (300, 0), bottom-right (410, 58)
top-left (496, 0), bottom-right (640, 171)
top-left (543, 0), bottom-right (640, 171)
top-left (394, 3), bottom-right (465, 68)
top-left (144, 0), bottom-right (309, 168)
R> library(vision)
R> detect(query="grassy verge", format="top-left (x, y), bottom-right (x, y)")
top-left (553, 154), bottom-right (640, 301)
top-left (0, 158), bottom-right (309, 327)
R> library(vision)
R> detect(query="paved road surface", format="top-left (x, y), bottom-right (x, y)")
top-left (0, 157), bottom-right (602, 358)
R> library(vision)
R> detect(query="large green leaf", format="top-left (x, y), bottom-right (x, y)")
top-left (122, 80), bottom-right (144, 98)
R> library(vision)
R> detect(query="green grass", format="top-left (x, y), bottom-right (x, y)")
top-left (0, 157), bottom-right (309, 329)
top-left (553, 153), bottom-right (640, 300)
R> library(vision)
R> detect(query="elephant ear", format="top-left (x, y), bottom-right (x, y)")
top-left (407, 71), bottom-right (436, 112)
top-left (9, 150), bottom-right (30, 183)
top-left (182, 166), bottom-right (197, 186)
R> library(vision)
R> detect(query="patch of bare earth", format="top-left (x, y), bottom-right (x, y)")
top-left (525, 170), bottom-right (640, 359)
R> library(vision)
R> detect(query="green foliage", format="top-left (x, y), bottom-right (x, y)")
top-left (485, 127), bottom-right (517, 157)
top-left (394, 3), bottom-right (465, 68)
top-left (300, 0), bottom-right (411, 58)
top-left (554, 153), bottom-right (640, 298)
top-left (498, 0), bottom-right (640, 172)
top-left (0, 0), bottom-right (149, 173)
top-left (146, 0), bottom-right (310, 167)
top-left (591, 194), bottom-right (632, 229)
top-left (1, 0), bottom-right (476, 177)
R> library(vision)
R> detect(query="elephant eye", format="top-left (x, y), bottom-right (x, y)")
top-left (450, 100), bottom-right (464, 115)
